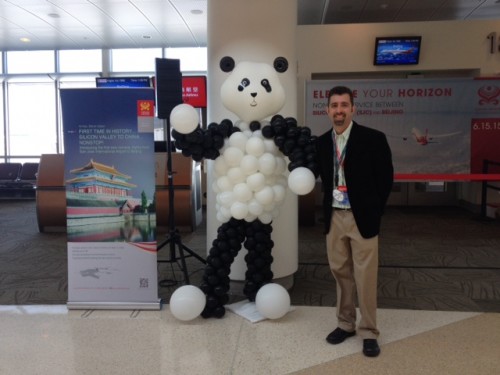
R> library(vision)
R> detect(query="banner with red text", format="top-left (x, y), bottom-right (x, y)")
top-left (61, 88), bottom-right (160, 310)
top-left (306, 78), bottom-right (500, 175)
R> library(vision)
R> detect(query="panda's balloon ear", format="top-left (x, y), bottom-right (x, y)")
top-left (274, 57), bottom-right (288, 73)
top-left (220, 56), bottom-right (235, 72)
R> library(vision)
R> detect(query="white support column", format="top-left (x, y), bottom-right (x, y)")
top-left (206, 0), bottom-right (299, 285)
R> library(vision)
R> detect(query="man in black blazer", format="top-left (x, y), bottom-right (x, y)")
top-left (315, 86), bottom-right (393, 357)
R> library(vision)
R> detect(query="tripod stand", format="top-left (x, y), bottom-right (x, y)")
top-left (157, 117), bottom-right (206, 287)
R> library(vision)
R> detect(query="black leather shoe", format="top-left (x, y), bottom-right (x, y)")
top-left (363, 339), bottom-right (380, 357)
top-left (326, 327), bottom-right (356, 345)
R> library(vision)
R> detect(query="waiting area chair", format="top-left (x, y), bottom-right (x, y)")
top-left (0, 162), bottom-right (39, 198)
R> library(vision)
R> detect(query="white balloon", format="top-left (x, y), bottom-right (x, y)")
top-left (251, 130), bottom-right (262, 138)
top-left (248, 199), bottom-right (264, 216)
top-left (218, 191), bottom-right (235, 207)
top-left (255, 186), bottom-right (274, 205)
top-left (246, 173), bottom-right (266, 192)
top-left (264, 202), bottom-right (275, 212)
top-left (169, 285), bottom-right (206, 321)
top-left (228, 131), bottom-right (248, 151)
top-left (258, 153), bottom-right (277, 175)
top-left (230, 201), bottom-right (249, 220)
top-left (288, 167), bottom-right (316, 195)
top-left (227, 167), bottom-right (246, 184)
top-left (244, 214), bottom-right (258, 222)
top-left (258, 212), bottom-right (273, 224)
top-left (240, 155), bottom-right (259, 175)
top-left (233, 182), bottom-right (253, 202)
top-left (263, 139), bottom-right (278, 154)
top-left (245, 137), bottom-right (265, 157)
top-left (170, 104), bottom-right (199, 134)
top-left (216, 176), bottom-right (233, 192)
top-left (223, 147), bottom-right (244, 167)
top-left (235, 120), bottom-right (249, 131)
top-left (216, 212), bottom-right (226, 223)
top-left (255, 283), bottom-right (291, 320)
top-left (220, 206), bottom-right (231, 221)
top-left (214, 157), bottom-right (229, 176)
top-left (272, 184), bottom-right (286, 202)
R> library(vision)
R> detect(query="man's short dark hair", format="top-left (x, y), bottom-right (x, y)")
top-left (328, 86), bottom-right (354, 106)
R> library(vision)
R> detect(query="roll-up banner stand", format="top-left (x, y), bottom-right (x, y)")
top-left (61, 88), bottom-right (160, 310)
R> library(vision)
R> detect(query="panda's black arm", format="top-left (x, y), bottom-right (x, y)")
top-left (261, 114), bottom-right (319, 178)
top-left (171, 119), bottom-right (239, 162)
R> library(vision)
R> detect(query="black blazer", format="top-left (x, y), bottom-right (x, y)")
top-left (316, 122), bottom-right (394, 239)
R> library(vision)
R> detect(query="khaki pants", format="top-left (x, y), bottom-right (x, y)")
top-left (326, 210), bottom-right (379, 339)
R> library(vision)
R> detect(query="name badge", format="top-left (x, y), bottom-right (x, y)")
top-left (333, 186), bottom-right (350, 205)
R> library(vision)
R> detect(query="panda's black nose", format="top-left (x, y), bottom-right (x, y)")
top-left (251, 92), bottom-right (257, 98)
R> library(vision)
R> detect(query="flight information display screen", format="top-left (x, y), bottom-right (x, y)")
top-left (374, 36), bottom-right (422, 66)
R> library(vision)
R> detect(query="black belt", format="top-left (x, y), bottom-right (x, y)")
top-left (334, 207), bottom-right (352, 211)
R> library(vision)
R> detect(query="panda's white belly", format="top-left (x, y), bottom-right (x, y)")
top-left (212, 123), bottom-right (288, 224)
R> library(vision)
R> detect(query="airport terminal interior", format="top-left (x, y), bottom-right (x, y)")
top-left (1, 1), bottom-right (500, 374)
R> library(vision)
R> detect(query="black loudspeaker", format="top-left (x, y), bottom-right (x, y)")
top-left (155, 58), bottom-right (183, 119)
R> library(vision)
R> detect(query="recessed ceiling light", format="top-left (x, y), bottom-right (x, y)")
top-left (191, 9), bottom-right (203, 15)
top-left (20, 37), bottom-right (31, 43)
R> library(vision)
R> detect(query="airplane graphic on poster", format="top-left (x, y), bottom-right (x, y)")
top-left (390, 127), bottom-right (462, 146)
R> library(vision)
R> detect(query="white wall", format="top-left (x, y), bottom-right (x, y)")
top-left (296, 19), bottom-right (500, 206)
top-left (296, 19), bottom-right (500, 119)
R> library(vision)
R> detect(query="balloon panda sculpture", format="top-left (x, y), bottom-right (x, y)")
top-left (170, 56), bottom-right (318, 319)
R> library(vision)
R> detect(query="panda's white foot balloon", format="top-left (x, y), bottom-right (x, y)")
top-left (255, 283), bottom-right (291, 320)
top-left (169, 285), bottom-right (206, 321)
top-left (288, 167), bottom-right (316, 195)
top-left (170, 103), bottom-right (199, 134)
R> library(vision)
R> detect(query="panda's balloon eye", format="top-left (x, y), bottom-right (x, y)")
top-left (261, 79), bottom-right (272, 93)
top-left (238, 78), bottom-right (250, 91)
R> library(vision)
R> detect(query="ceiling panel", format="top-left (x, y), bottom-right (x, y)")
top-left (394, 0), bottom-right (448, 22)
top-left (323, 0), bottom-right (367, 24)
top-left (431, 0), bottom-right (490, 20)
top-left (0, 0), bottom-right (499, 51)
top-left (297, 0), bottom-right (327, 25)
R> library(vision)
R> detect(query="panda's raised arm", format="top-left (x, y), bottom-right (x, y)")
top-left (169, 102), bottom-right (242, 162)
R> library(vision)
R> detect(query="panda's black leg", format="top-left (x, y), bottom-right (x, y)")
top-left (243, 220), bottom-right (274, 302)
top-left (200, 218), bottom-right (245, 318)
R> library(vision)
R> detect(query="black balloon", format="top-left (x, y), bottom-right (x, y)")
top-left (249, 121), bottom-right (261, 131)
top-left (199, 219), bottom-right (275, 317)
top-left (173, 114), bottom-right (318, 318)
top-left (261, 125), bottom-right (275, 138)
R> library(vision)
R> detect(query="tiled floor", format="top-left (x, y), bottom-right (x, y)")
top-left (1, 200), bottom-right (500, 374)
top-left (1, 304), bottom-right (498, 375)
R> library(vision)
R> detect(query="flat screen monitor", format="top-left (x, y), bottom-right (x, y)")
top-left (374, 36), bottom-right (422, 66)
top-left (96, 77), bottom-right (151, 88)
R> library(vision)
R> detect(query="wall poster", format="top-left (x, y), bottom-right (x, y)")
top-left (305, 77), bottom-right (500, 178)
